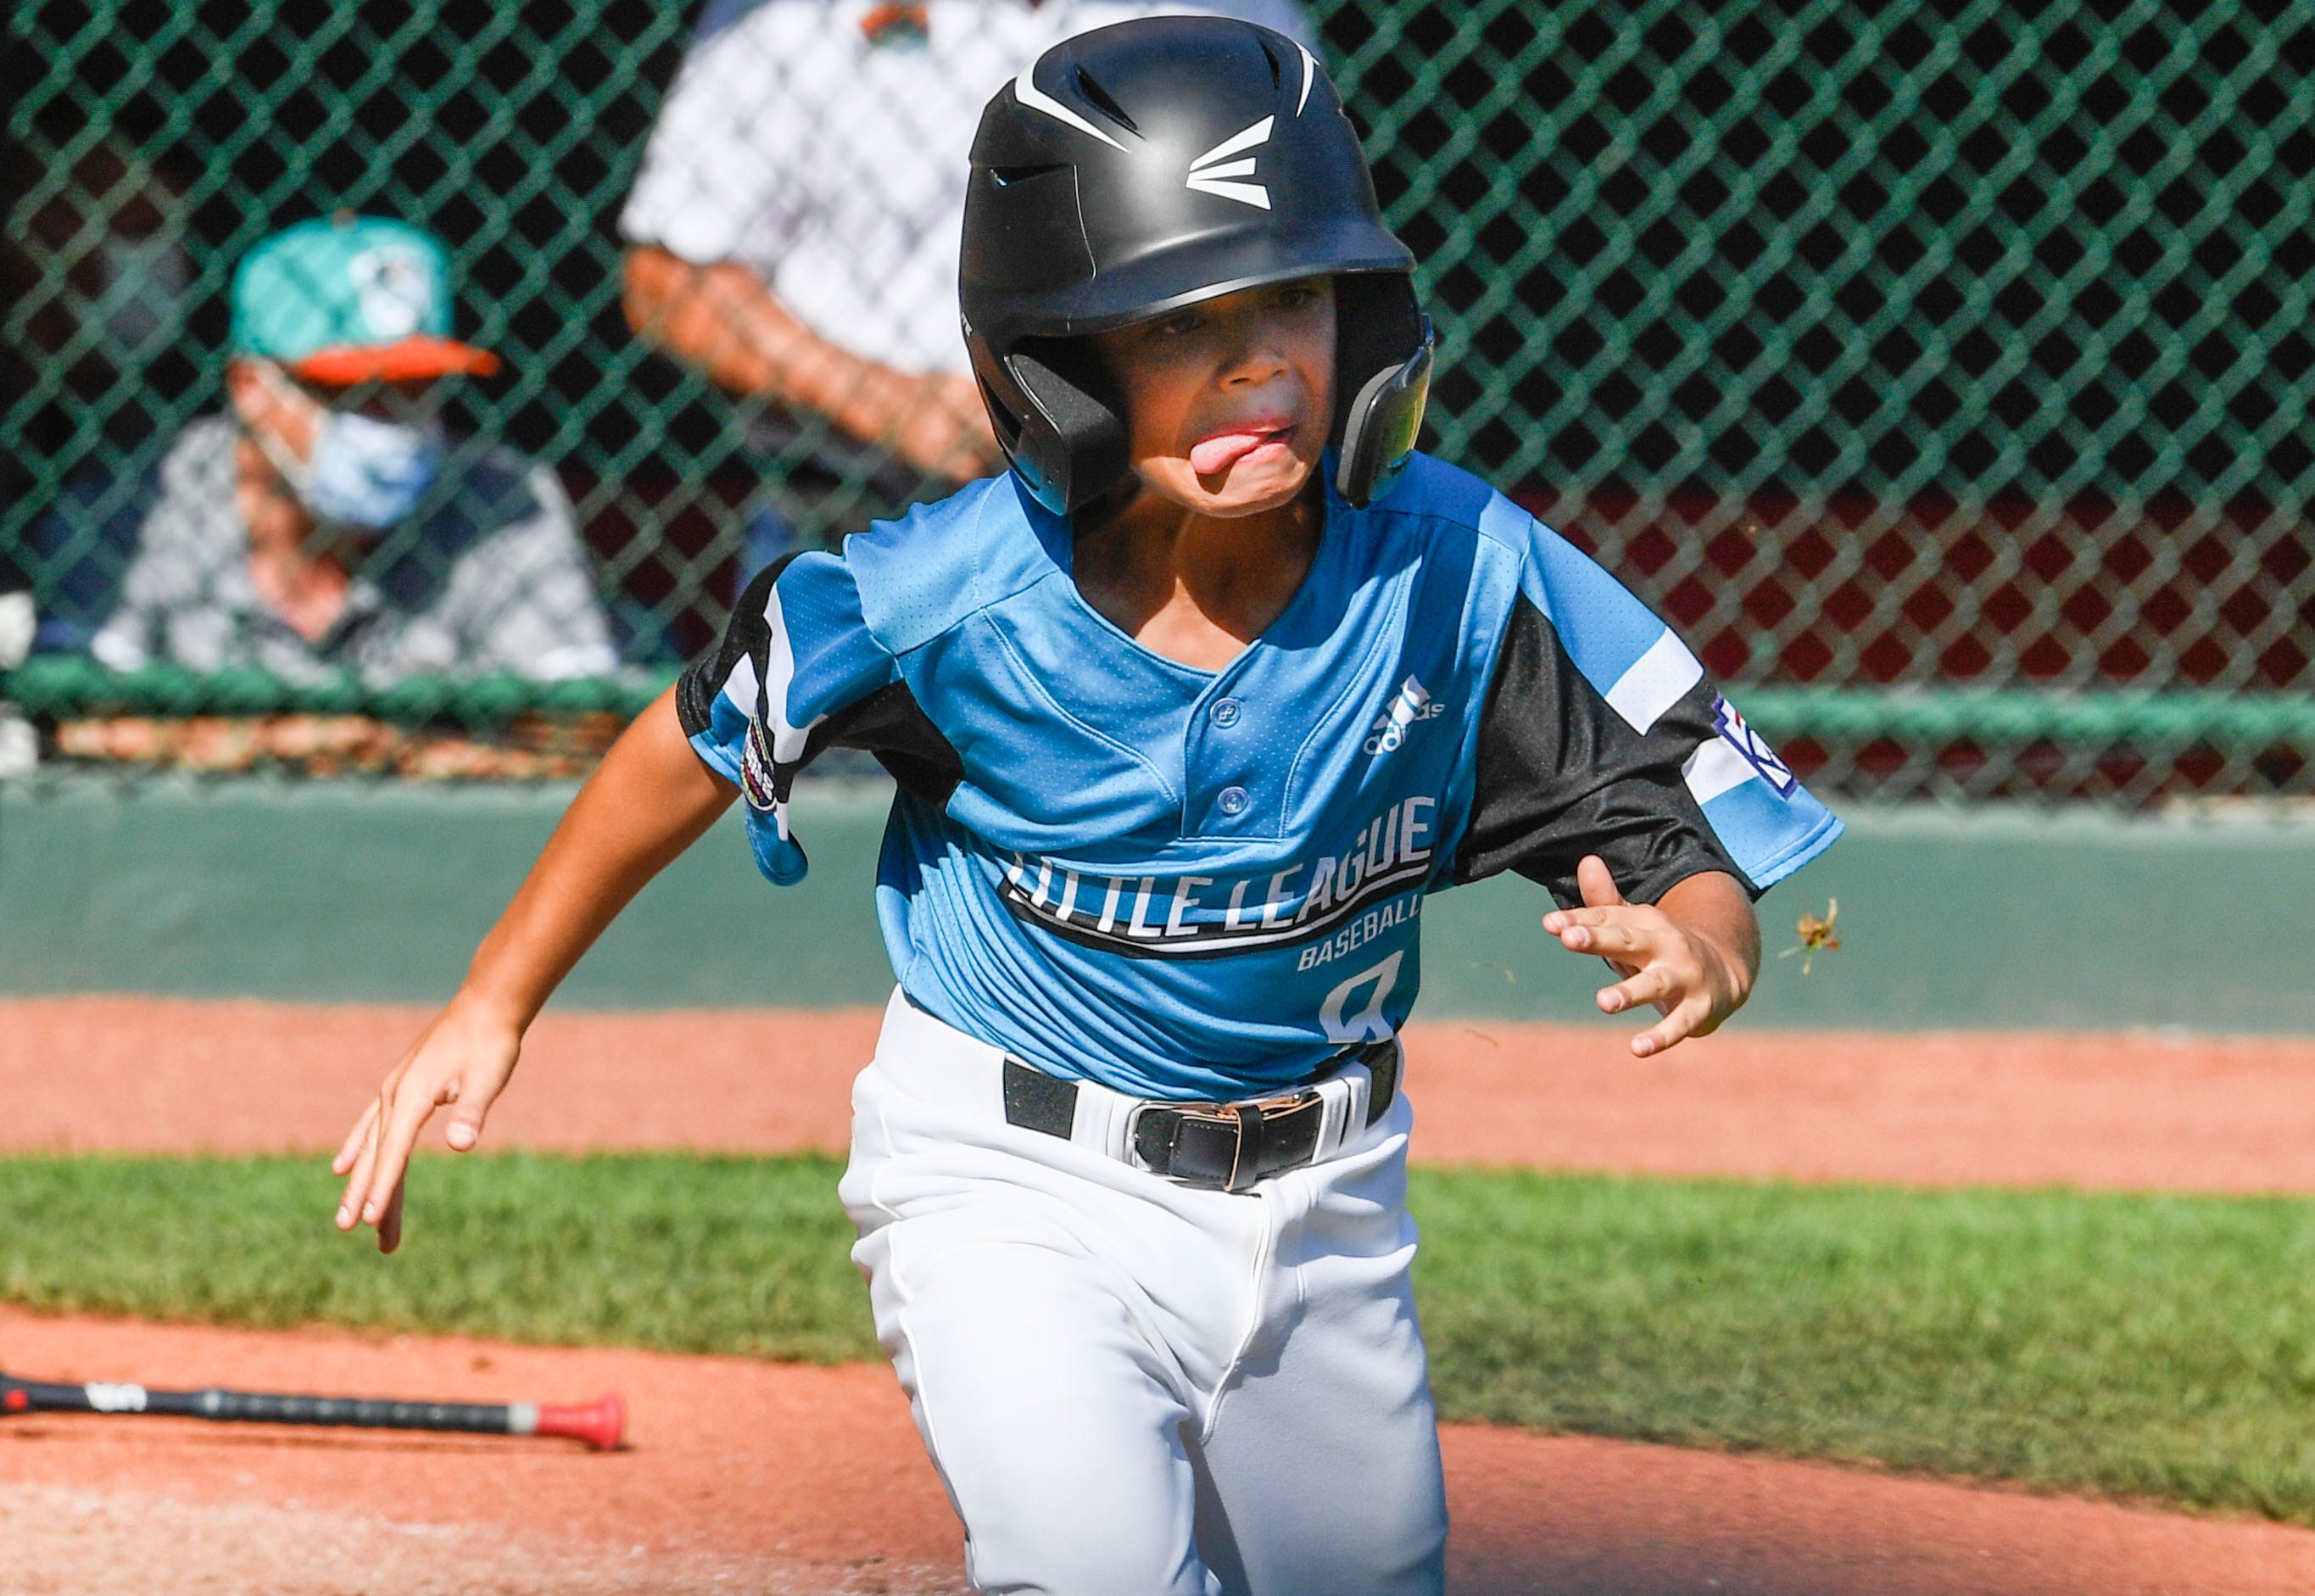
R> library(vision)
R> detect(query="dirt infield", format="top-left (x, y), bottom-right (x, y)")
top-left (11, 996), bottom-right (2315, 1190)
top-left (7, 1306), bottom-right (2315, 1596)
top-left (11, 996), bottom-right (2315, 1591)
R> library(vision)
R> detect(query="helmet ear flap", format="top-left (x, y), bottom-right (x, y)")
top-left (996, 338), bottom-right (1131, 516)
top-left (1331, 275), bottom-right (1432, 508)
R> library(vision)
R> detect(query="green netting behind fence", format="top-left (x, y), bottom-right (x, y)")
top-left (6, 1), bottom-right (2313, 799)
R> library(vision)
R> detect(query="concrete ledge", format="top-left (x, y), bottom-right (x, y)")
top-left (4, 775), bottom-right (2310, 1031)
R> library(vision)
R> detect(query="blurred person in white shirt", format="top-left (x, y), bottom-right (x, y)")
top-left (619, 0), bottom-right (1312, 576)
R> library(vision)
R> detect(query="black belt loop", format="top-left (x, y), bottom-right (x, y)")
top-left (1226, 1102), bottom-right (1262, 1194)
top-left (1001, 1057), bottom-right (1078, 1137)
top-left (1363, 1037), bottom-right (1400, 1127)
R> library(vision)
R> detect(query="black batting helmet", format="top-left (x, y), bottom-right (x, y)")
top-left (960, 16), bottom-right (1434, 515)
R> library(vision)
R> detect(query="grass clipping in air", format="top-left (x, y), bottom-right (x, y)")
top-left (7, 1152), bottom-right (2315, 1524)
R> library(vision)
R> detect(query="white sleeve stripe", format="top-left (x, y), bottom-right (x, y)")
top-left (1682, 736), bottom-right (1758, 805)
top-left (1604, 630), bottom-right (1704, 733)
top-left (720, 653), bottom-right (761, 717)
top-left (726, 585), bottom-right (825, 840)
top-left (758, 583), bottom-right (824, 765)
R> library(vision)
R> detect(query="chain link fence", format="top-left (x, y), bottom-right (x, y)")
top-left (5, 0), bottom-right (2312, 799)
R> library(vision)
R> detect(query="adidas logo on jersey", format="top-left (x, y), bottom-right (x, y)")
top-left (1364, 675), bottom-right (1445, 755)
top-left (1186, 116), bottom-right (1275, 209)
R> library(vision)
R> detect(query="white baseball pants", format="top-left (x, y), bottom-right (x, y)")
top-left (839, 989), bottom-right (1448, 1596)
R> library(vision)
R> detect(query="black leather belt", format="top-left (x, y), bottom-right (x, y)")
top-left (1001, 1039), bottom-right (1401, 1193)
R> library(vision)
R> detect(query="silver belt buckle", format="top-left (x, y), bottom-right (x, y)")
top-left (1130, 1087), bottom-right (1328, 1191)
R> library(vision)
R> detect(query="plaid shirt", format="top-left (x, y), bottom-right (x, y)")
top-left (91, 416), bottom-right (619, 685)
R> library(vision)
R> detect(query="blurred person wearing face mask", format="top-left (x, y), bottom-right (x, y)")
top-left (92, 216), bottom-right (618, 686)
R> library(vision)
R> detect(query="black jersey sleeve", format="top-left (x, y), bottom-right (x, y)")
top-left (1448, 593), bottom-right (1754, 908)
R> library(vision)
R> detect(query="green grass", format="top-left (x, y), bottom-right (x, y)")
top-left (1411, 1169), bottom-right (2315, 1521)
top-left (7, 1152), bottom-right (2315, 1522)
top-left (0, 1152), bottom-right (874, 1362)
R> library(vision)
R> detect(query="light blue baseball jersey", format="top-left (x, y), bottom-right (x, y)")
top-left (679, 452), bottom-right (1840, 1099)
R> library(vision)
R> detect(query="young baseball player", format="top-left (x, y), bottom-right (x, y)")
top-left (335, 18), bottom-right (1840, 1593)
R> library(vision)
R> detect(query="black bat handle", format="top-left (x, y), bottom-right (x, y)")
top-left (0, 1375), bottom-right (616, 1446)
top-left (162, 1389), bottom-right (522, 1435)
top-left (2, 1377), bottom-right (526, 1436)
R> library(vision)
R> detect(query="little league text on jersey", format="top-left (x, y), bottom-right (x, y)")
top-left (998, 792), bottom-right (1437, 960)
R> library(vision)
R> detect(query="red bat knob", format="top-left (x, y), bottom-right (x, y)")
top-left (533, 1392), bottom-right (624, 1451)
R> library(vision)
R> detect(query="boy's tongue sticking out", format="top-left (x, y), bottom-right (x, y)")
top-left (1191, 423), bottom-right (1289, 476)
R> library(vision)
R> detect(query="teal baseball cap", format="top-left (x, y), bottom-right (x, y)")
top-left (230, 214), bottom-right (499, 383)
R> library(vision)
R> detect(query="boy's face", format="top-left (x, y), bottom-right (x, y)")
top-left (1091, 276), bottom-right (1335, 519)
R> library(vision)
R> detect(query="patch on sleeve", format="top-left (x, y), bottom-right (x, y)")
top-left (1710, 694), bottom-right (1797, 798)
top-left (739, 714), bottom-right (779, 813)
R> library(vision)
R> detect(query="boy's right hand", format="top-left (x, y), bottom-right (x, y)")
top-left (331, 1002), bottom-right (522, 1253)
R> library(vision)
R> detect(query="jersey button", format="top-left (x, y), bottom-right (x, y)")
top-left (1209, 697), bottom-right (1242, 728)
top-left (1216, 785), bottom-right (1250, 817)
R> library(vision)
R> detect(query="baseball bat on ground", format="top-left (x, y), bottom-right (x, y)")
top-left (0, 1368), bottom-right (624, 1449)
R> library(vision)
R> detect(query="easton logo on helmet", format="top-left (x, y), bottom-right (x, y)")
top-left (1186, 117), bottom-right (1275, 209)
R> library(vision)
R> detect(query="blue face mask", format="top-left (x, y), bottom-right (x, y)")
top-left (250, 361), bottom-right (446, 530)
top-left (299, 410), bottom-right (445, 529)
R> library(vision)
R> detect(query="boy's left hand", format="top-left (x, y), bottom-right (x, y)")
top-left (1542, 856), bottom-right (1759, 1058)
